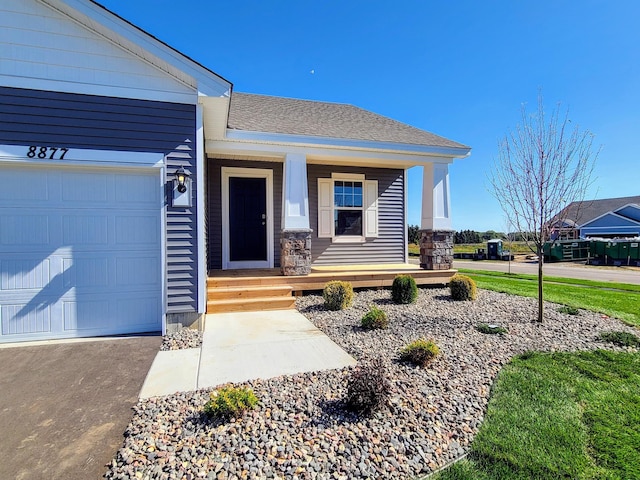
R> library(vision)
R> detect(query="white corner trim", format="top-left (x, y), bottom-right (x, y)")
top-left (159, 165), bottom-right (168, 336)
top-left (0, 144), bottom-right (164, 167)
top-left (195, 105), bottom-right (206, 313)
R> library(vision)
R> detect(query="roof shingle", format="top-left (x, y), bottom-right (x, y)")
top-left (558, 195), bottom-right (640, 225)
top-left (228, 92), bottom-right (469, 150)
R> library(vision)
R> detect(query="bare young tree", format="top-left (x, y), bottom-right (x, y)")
top-left (490, 94), bottom-right (598, 323)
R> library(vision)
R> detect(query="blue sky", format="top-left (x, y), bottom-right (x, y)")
top-left (99, 0), bottom-right (639, 232)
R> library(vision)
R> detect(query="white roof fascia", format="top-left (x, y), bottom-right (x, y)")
top-left (206, 138), bottom-right (458, 169)
top-left (614, 203), bottom-right (640, 214)
top-left (579, 211), bottom-right (640, 229)
top-left (224, 129), bottom-right (471, 160)
top-left (42, 0), bottom-right (231, 98)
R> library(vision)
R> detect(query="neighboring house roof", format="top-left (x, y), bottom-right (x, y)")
top-left (554, 195), bottom-right (640, 226)
top-left (227, 92), bottom-right (469, 150)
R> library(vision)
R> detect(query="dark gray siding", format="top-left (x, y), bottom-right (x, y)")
top-left (0, 86), bottom-right (198, 313)
top-left (207, 159), bottom-right (283, 270)
top-left (308, 165), bottom-right (405, 265)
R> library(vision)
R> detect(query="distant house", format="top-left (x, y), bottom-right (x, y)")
top-left (550, 196), bottom-right (640, 239)
top-left (0, 0), bottom-right (470, 343)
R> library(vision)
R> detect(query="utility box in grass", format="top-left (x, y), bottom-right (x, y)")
top-left (487, 239), bottom-right (503, 260)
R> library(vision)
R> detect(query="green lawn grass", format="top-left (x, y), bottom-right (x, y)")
top-left (457, 269), bottom-right (640, 327)
top-left (431, 350), bottom-right (640, 480)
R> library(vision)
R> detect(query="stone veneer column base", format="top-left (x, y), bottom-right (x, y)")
top-left (280, 229), bottom-right (312, 276)
top-left (419, 229), bottom-right (454, 270)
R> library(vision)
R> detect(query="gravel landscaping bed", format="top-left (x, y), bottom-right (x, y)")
top-left (107, 288), bottom-right (637, 479)
top-left (160, 328), bottom-right (203, 351)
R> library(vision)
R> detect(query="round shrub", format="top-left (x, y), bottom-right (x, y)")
top-left (449, 274), bottom-right (477, 301)
top-left (361, 305), bottom-right (389, 330)
top-left (391, 274), bottom-right (418, 304)
top-left (345, 357), bottom-right (391, 415)
top-left (323, 280), bottom-right (354, 311)
top-left (400, 338), bottom-right (440, 367)
top-left (204, 386), bottom-right (258, 420)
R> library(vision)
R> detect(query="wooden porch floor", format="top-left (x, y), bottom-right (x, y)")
top-left (208, 263), bottom-right (455, 291)
top-left (206, 264), bottom-right (455, 313)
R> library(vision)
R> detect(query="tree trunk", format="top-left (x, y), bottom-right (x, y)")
top-left (537, 245), bottom-right (544, 323)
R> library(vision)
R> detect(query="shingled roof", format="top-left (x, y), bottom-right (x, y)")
top-left (557, 195), bottom-right (640, 225)
top-left (227, 92), bottom-right (469, 150)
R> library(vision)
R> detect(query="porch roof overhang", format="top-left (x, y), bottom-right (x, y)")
top-left (205, 129), bottom-right (471, 168)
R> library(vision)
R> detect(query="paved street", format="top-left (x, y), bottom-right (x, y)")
top-left (452, 259), bottom-right (640, 285)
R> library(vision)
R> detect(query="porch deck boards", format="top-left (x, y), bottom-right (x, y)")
top-left (207, 264), bottom-right (456, 292)
top-left (207, 265), bottom-right (455, 313)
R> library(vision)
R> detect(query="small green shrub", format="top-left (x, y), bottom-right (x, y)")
top-left (391, 274), bottom-right (418, 304)
top-left (400, 338), bottom-right (440, 367)
top-left (558, 305), bottom-right (580, 315)
top-left (204, 386), bottom-right (258, 419)
top-left (323, 280), bottom-right (354, 311)
top-left (345, 357), bottom-right (391, 415)
top-left (599, 331), bottom-right (640, 347)
top-left (476, 323), bottom-right (508, 335)
top-left (361, 305), bottom-right (389, 330)
top-left (449, 274), bottom-right (477, 301)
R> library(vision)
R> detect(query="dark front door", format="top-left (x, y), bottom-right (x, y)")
top-left (229, 176), bottom-right (267, 262)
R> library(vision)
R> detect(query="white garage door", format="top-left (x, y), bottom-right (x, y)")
top-left (0, 165), bottom-right (162, 343)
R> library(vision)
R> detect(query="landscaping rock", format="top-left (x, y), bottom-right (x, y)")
top-left (106, 287), bottom-right (637, 479)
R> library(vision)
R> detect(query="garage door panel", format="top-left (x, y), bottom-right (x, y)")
top-left (1, 303), bottom-right (51, 335)
top-left (62, 257), bottom-right (110, 288)
top-left (115, 215), bottom-right (159, 245)
top-left (115, 173), bottom-right (159, 205)
top-left (116, 296), bottom-right (161, 326)
top-left (2, 259), bottom-right (51, 290)
top-left (0, 170), bottom-right (50, 201)
top-left (62, 172), bottom-right (109, 202)
top-left (116, 256), bottom-right (159, 286)
top-left (62, 215), bottom-right (109, 245)
top-left (0, 166), bottom-right (162, 343)
top-left (63, 299), bottom-right (111, 331)
top-left (0, 214), bottom-right (50, 245)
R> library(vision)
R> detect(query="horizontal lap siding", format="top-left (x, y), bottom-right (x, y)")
top-left (309, 165), bottom-right (405, 265)
top-left (0, 86), bottom-right (198, 313)
top-left (207, 159), bottom-right (283, 270)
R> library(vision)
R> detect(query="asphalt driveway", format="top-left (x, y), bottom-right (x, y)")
top-left (0, 335), bottom-right (161, 480)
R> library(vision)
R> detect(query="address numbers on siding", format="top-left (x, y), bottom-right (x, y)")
top-left (27, 146), bottom-right (69, 160)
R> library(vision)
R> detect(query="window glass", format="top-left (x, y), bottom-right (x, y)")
top-left (335, 210), bottom-right (362, 236)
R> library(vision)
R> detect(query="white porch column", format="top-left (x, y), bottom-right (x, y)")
top-left (281, 153), bottom-right (312, 275)
top-left (419, 163), bottom-right (454, 270)
top-left (282, 153), bottom-right (310, 230)
top-left (421, 163), bottom-right (451, 230)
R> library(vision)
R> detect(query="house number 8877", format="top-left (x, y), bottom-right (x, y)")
top-left (27, 146), bottom-right (69, 160)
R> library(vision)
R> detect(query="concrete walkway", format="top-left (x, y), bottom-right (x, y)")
top-left (139, 310), bottom-right (356, 399)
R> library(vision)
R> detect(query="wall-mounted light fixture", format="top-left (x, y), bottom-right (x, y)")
top-left (172, 167), bottom-right (192, 207)
top-left (175, 167), bottom-right (188, 193)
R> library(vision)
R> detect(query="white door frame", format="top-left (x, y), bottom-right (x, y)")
top-left (221, 166), bottom-right (274, 269)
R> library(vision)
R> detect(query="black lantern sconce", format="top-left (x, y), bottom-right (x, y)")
top-left (175, 167), bottom-right (188, 193)
top-left (172, 167), bottom-right (192, 207)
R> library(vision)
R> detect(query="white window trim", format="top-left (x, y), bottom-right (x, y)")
top-left (318, 173), bottom-right (378, 242)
